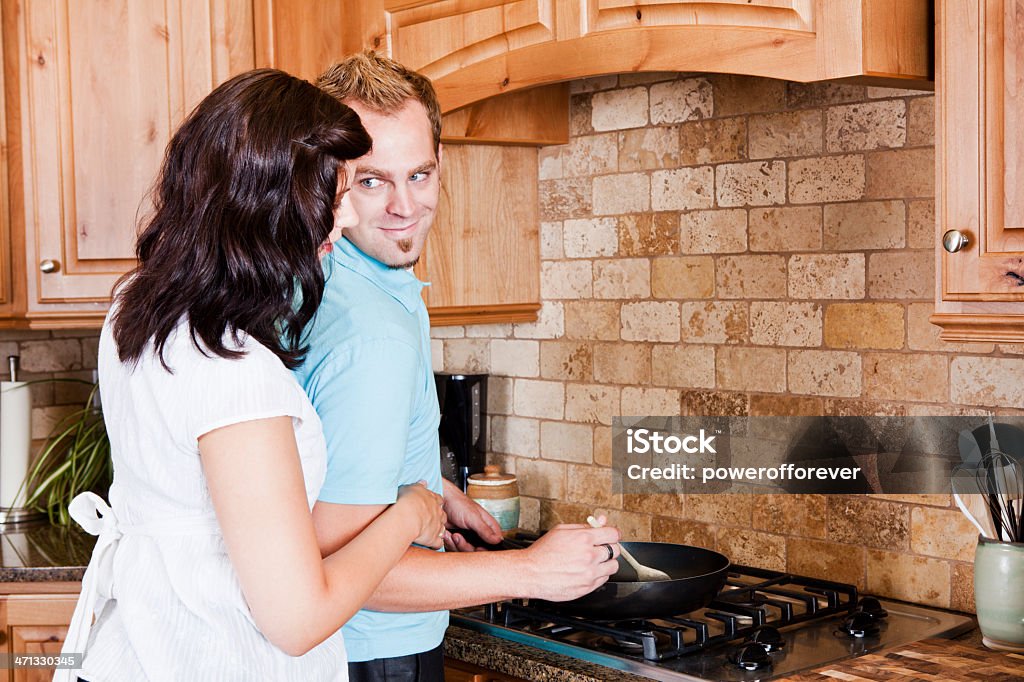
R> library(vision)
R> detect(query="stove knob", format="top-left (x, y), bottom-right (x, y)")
top-left (857, 597), bottom-right (888, 620)
top-left (745, 625), bottom-right (785, 652)
top-left (841, 611), bottom-right (881, 638)
top-left (728, 642), bottom-right (773, 671)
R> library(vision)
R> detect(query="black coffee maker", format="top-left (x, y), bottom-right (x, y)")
top-left (434, 373), bottom-right (487, 491)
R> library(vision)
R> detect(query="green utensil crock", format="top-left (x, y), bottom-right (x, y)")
top-left (974, 535), bottom-right (1024, 652)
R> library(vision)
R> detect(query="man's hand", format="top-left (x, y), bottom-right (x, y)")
top-left (441, 478), bottom-right (503, 551)
top-left (516, 520), bottom-right (621, 602)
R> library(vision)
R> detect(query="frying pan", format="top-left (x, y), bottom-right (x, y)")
top-left (535, 541), bottom-right (730, 620)
top-left (452, 528), bottom-right (730, 620)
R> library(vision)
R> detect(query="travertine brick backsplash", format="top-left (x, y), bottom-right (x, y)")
top-left (433, 73), bottom-right (1024, 613)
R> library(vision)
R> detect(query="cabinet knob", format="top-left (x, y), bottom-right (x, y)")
top-left (942, 230), bottom-right (970, 253)
top-left (39, 259), bottom-right (60, 273)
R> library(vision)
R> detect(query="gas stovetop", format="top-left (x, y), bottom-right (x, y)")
top-left (451, 565), bottom-right (973, 681)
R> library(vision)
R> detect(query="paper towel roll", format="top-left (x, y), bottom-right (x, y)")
top-left (0, 382), bottom-right (32, 509)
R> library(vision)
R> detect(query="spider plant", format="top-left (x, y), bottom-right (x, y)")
top-left (17, 380), bottom-right (111, 525)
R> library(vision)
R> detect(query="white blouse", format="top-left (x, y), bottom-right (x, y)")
top-left (62, 312), bottom-right (347, 681)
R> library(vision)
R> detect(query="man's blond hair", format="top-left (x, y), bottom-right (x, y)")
top-left (316, 51), bottom-right (442, 153)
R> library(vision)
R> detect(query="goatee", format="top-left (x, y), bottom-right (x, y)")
top-left (387, 256), bottom-right (419, 270)
top-left (386, 238), bottom-right (418, 269)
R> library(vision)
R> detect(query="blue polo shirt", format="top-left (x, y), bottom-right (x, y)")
top-left (293, 236), bottom-right (445, 662)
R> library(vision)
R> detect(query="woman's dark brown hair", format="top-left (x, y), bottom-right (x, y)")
top-left (112, 68), bottom-right (371, 370)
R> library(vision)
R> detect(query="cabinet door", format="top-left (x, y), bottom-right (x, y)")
top-left (253, 0), bottom-right (345, 81)
top-left (933, 0), bottom-right (1024, 340)
top-left (2, 593), bottom-right (76, 682)
top-left (0, 0), bottom-right (16, 318)
top-left (416, 144), bottom-right (540, 326)
top-left (6, 0), bottom-right (253, 323)
top-left (10, 625), bottom-right (67, 682)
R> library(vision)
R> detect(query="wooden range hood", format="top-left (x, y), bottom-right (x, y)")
top-left (261, 0), bottom-right (933, 142)
top-left (329, 0), bottom-right (935, 144)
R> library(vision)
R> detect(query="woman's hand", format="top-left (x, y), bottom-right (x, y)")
top-left (396, 481), bottom-right (446, 549)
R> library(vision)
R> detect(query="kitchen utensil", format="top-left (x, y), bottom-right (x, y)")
top-left (977, 452), bottom-right (1024, 543)
top-left (954, 491), bottom-right (996, 538)
top-left (958, 429), bottom-right (983, 469)
top-left (973, 418), bottom-right (1024, 466)
top-left (952, 452), bottom-right (1024, 543)
top-left (958, 417), bottom-right (1024, 471)
top-left (952, 468), bottom-right (999, 539)
top-left (586, 515), bottom-right (669, 581)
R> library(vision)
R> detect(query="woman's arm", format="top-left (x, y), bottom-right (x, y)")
top-left (199, 416), bottom-right (444, 656)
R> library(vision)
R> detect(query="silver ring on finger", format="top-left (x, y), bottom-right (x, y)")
top-left (601, 543), bottom-right (614, 563)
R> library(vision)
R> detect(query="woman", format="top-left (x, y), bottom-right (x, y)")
top-left (59, 69), bottom-right (445, 682)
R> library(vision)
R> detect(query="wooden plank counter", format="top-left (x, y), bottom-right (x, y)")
top-left (783, 639), bottom-right (1023, 681)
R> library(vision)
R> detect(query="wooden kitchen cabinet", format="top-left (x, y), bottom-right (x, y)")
top-left (1, 0), bottom-right (254, 328)
top-left (931, 0), bottom-right (1024, 341)
top-left (413, 144), bottom-right (540, 326)
top-left (0, 0), bottom-right (540, 328)
top-left (0, 583), bottom-right (78, 682)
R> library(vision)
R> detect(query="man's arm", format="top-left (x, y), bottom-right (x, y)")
top-left (312, 501), bottom-right (623, 611)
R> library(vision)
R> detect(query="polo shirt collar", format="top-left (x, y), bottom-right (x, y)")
top-left (329, 236), bottom-right (426, 313)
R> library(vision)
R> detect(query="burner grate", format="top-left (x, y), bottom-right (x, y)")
top-left (479, 564), bottom-right (859, 661)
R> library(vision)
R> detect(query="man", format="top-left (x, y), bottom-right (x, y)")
top-left (293, 52), bottom-right (621, 681)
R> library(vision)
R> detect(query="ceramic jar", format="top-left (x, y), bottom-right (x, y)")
top-left (467, 465), bottom-right (519, 533)
top-left (974, 535), bottom-right (1024, 652)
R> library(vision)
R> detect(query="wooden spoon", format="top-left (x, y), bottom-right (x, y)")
top-left (954, 491), bottom-right (996, 539)
top-left (587, 515), bottom-right (670, 582)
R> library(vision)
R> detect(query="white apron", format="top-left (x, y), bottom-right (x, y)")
top-left (54, 492), bottom-right (220, 682)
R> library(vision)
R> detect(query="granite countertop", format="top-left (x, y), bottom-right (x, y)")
top-left (445, 625), bottom-right (655, 682)
top-left (0, 520), bottom-right (93, 582)
top-left (443, 620), bottom-right (989, 682)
